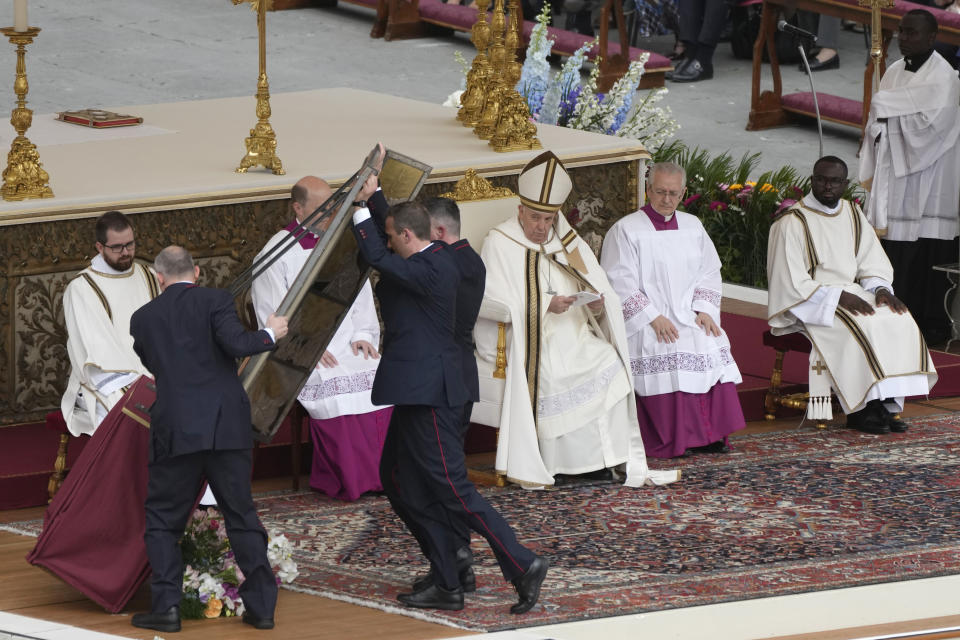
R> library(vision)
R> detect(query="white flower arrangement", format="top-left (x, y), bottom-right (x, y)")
top-left (178, 508), bottom-right (298, 620)
top-left (508, 3), bottom-right (678, 144)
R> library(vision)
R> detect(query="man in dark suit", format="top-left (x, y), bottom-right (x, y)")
top-left (128, 246), bottom-right (288, 633)
top-left (352, 179), bottom-right (547, 615)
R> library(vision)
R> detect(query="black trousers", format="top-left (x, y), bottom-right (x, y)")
top-left (380, 404), bottom-right (534, 590)
top-left (677, 0), bottom-right (728, 57)
top-left (144, 448), bottom-right (277, 619)
top-left (882, 237), bottom-right (957, 344)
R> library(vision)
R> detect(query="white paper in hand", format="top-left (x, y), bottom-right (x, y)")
top-left (569, 291), bottom-right (602, 307)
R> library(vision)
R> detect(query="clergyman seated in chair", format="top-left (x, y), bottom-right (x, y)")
top-left (766, 156), bottom-right (938, 434)
top-left (474, 150), bottom-right (678, 489)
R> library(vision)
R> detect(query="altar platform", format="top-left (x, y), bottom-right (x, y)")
top-left (0, 88), bottom-right (648, 498)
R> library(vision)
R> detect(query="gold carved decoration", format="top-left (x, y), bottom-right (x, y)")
top-left (458, 0), bottom-right (493, 128)
top-left (0, 27), bottom-right (53, 201)
top-left (488, 0), bottom-right (541, 152)
top-left (438, 168), bottom-right (515, 201)
top-left (232, 0), bottom-right (284, 175)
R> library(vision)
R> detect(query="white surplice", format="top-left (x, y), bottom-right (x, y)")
top-left (475, 214), bottom-right (678, 488)
top-left (859, 51), bottom-right (960, 241)
top-left (767, 195), bottom-right (937, 415)
top-left (61, 255), bottom-right (158, 436)
top-left (600, 210), bottom-right (741, 396)
top-left (251, 228), bottom-right (384, 419)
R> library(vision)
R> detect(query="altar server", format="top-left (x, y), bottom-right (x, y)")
top-left (61, 211), bottom-right (158, 436)
top-left (251, 176), bottom-right (391, 501)
top-left (769, 156), bottom-right (938, 434)
top-left (601, 162), bottom-right (745, 459)
top-left (859, 9), bottom-right (960, 344)
top-left (475, 150), bottom-right (678, 488)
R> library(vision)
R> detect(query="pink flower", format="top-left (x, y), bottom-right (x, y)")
top-left (683, 194), bottom-right (701, 207)
top-left (774, 198), bottom-right (797, 217)
top-left (791, 185), bottom-right (804, 197)
top-left (709, 200), bottom-right (727, 211)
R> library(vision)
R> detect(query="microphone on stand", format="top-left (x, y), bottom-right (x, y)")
top-left (777, 19), bottom-right (818, 42)
top-left (790, 21), bottom-right (825, 159)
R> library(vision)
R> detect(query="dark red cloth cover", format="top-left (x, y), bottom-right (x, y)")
top-left (26, 376), bottom-right (156, 613)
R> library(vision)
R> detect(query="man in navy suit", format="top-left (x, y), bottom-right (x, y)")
top-left (352, 179), bottom-right (547, 615)
top-left (129, 246), bottom-right (288, 633)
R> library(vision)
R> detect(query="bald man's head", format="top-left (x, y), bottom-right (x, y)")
top-left (154, 245), bottom-right (199, 289)
top-left (291, 176), bottom-right (333, 225)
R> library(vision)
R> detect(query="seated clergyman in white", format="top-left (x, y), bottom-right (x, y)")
top-left (767, 155), bottom-right (937, 434)
top-left (62, 211), bottom-right (158, 436)
top-left (601, 162), bottom-right (745, 459)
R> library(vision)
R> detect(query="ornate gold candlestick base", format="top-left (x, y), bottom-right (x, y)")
top-left (234, 0), bottom-right (284, 176)
top-left (0, 27), bottom-right (53, 201)
top-left (236, 72), bottom-right (284, 175)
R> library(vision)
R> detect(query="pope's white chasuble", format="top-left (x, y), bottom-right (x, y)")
top-left (767, 197), bottom-right (937, 414)
top-left (601, 210), bottom-right (741, 396)
top-left (251, 229), bottom-right (384, 419)
top-left (61, 256), bottom-right (159, 436)
top-left (476, 215), bottom-right (678, 488)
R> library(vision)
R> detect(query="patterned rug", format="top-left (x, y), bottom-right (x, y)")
top-left (254, 413), bottom-right (960, 631)
top-left (6, 415), bottom-right (960, 632)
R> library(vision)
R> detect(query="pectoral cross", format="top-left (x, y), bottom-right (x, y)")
top-left (811, 360), bottom-right (827, 375)
top-left (858, 0), bottom-right (894, 94)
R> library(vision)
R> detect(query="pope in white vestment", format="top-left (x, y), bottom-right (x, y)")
top-left (858, 9), bottom-right (960, 343)
top-left (252, 176), bottom-right (391, 501)
top-left (475, 151), bottom-right (678, 488)
top-left (768, 157), bottom-right (937, 433)
top-left (601, 162), bottom-right (744, 458)
top-left (61, 213), bottom-right (158, 436)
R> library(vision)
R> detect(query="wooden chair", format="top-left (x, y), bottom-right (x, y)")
top-left (762, 330), bottom-right (833, 429)
top-left (46, 410), bottom-right (70, 502)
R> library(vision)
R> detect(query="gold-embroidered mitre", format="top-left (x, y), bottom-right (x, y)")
top-left (516, 150), bottom-right (572, 213)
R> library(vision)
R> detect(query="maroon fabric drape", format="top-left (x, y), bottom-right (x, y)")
top-left (26, 377), bottom-right (156, 612)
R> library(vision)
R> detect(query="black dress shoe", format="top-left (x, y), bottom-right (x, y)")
top-left (669, 59), bottom-right (714, 83)
top-left (132, 605), bottom-right (181, 633)
top-left (885, 411), bottom-right (909, 433)
top-left (412, 546), bottom-right (476, 592)
top-left (690, 440), bottom-right (731, 454)
top-left (511, 555), bottom-right (548, 614)
top-left (801, 54), bottom-right (839, 73)
top-left (664, 57), bottom-right (691, 80)
top-left (242, 611), bottom-right (275, 630)
top-left (847, 400), bottom-right (890, 434)
top-left (398, 583), bottom-right (464, 610)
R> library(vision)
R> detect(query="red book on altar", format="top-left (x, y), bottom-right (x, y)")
top-left (27, 376), bottom-right (156, 612)
top-left (56, 109), bottom-right (143, 128)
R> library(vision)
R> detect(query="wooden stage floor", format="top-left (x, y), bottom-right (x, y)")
top-left (5, 396), bottom-right (960, 639)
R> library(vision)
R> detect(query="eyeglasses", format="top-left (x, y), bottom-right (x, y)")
top-left (103, 240), bottom-right (136, 253)
top-left (811, 175), bottom-right (848, 187)
top-left (652, 189), bottom-right (683, 198)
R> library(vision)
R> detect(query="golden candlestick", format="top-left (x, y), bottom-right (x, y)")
top-left (0, 27), bottom-right (52, 201)
top-left (457, 0), bottom-right (493, 127)
top-left (233, 0), bottom-right (284, 175)
top-left (859, 0), bottom-right (894, 93)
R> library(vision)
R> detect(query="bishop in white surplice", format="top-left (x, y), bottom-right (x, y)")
top-left (858, 9), bottom-right (960, 343)
top-left (475, 151), bottom-right (678, 488)
top-left (601, 162), bottom-right (744, 459)
top-left (251, 176), bottom-right (390, 501)
top-left (768, 157), bottom-right (937, 433)
top-left (62, 212), bottom-right (158, 437)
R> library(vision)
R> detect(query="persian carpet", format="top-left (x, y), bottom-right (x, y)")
top-left (253, 413), bottom-right (960, 631)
